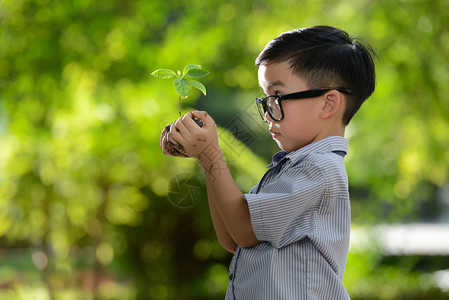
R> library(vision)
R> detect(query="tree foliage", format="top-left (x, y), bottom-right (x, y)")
top-left (1, 0), bottom-right (448, 299)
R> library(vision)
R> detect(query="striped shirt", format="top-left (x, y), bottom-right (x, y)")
top-left (225, 136), bottom-right (351, 300)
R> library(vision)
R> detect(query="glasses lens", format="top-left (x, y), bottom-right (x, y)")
top-left (256, 99), bottom-right (267, 122)
top-left (266, 96), bottom-right (282, 121)
top-left (256, 96), bottom-right (283, 122)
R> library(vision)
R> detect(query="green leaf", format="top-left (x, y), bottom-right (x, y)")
top-left (189, 80), bottom-right (207, 95)
top-left (182, 64), bottom-right (201, 77)
top-left (151, 69), bottom-right (177, 79)
top-left (186, 68), bottom-right (210, 78)
top-left (174, 78), bottom-right (191, 98)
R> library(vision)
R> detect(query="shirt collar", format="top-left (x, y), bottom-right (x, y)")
top-left (266, 136), bottom-right (348, 168)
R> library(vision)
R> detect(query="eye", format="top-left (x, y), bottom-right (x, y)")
top-left (274, 91), bottom-right (283, 99)
top-left (275, 91), bottom-right (284, 96)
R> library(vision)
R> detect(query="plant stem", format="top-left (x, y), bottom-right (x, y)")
top-left (178, 96), bottom-right (182, 117)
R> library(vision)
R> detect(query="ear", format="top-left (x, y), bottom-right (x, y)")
top-left (320, 90), bottom-right (342, 120)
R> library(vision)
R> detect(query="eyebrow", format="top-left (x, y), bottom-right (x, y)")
top-left (259, 80), bottom-right (285, 91)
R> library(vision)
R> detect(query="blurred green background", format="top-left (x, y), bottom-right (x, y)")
top-left (1, 0), bottom-right (449, 299)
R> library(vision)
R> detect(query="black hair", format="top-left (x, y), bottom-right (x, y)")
top-left (255, 26), bottom-right (377, 125)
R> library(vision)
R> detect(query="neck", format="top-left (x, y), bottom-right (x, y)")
top-left (317, 120), bottom-right (346, 140)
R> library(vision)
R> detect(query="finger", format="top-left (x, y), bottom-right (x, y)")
top-left (161, 131), bottom-right (172, 155)
top-left (192, 110), bottom-right (215, 128)
top-left (182, 113), bottom-right (209, 145)
top-left (160, 125), bottom-right (170, 148)
top-left (162, 131), bottom-right (189, 157)
top-left (167, 143), bottom-right (188, 157)
top-left (173, 146), bottom-right (189, 157)
top-left (172, 142), bottom-right (187, 155)
top-left (182, 112), bottom-right (200, 132)
top-left (167, 130), bottom-right (178, 146)
top-left (167, 124), bottom-right (185, 150)
top-left (173, 115), bottom-right (193, 139)
top-left (167, 134), bottom-right (187, 154)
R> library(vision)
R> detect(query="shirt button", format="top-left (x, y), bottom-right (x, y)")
top-left (229, 273), bottom-right (234, 281)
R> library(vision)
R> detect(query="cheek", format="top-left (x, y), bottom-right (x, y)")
top-left (282, 101), bottom-right (317, 123)
top-left (281, 102), bottom-right (321, 136)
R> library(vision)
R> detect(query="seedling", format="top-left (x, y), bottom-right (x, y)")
top-left (151, 64), bottom-right (210, 119)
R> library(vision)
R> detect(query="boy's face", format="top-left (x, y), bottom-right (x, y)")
top-left (258, 61), bottom-right (325, 152)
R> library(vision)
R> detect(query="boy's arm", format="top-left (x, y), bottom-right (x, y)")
top-left (168, 111), bottom-right (259, 248)
top-left (201, 150), bottom-right (259, 248)
top-left (206, 185), bottom-right (238, 253)
top-left (161, 121), bottom-right (238, 252)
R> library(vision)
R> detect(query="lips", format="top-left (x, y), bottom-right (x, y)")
top-left (269, 129), bottom-right (280, 137)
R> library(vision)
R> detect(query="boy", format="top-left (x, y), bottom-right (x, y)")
top-left (160, 25), bottom-right (376, 299)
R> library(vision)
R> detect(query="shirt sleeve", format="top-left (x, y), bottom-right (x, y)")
top-left (244, 163), bottom-right (326, 248)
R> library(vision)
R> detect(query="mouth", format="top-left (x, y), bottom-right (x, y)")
top-left (269, 129), bottom-right (280, 138)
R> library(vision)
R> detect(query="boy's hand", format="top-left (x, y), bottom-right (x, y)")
top-left (168, 111), bottom-right (221, 165)
top-left (160, 124), bottom-right (189, 157)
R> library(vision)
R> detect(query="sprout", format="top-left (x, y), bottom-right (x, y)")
top-left (151, 64), bottom-right (210, 117)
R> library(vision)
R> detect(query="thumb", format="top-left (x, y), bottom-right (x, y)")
top-left (192, 110), bottom-right (215, 127)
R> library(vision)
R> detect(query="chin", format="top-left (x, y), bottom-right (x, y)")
top-left (274, 136), bottom-right (304, 152)
top-left (277, 141), bottom-right (302, 153)
top-left (276, 142), bottom-right (292, 153)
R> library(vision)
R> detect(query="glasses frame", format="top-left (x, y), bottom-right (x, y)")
top-left (256, 87), bottom-right (352, 122)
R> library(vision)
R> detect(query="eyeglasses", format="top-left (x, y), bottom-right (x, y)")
top-left (256, 88), bottom-right (352, 122)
